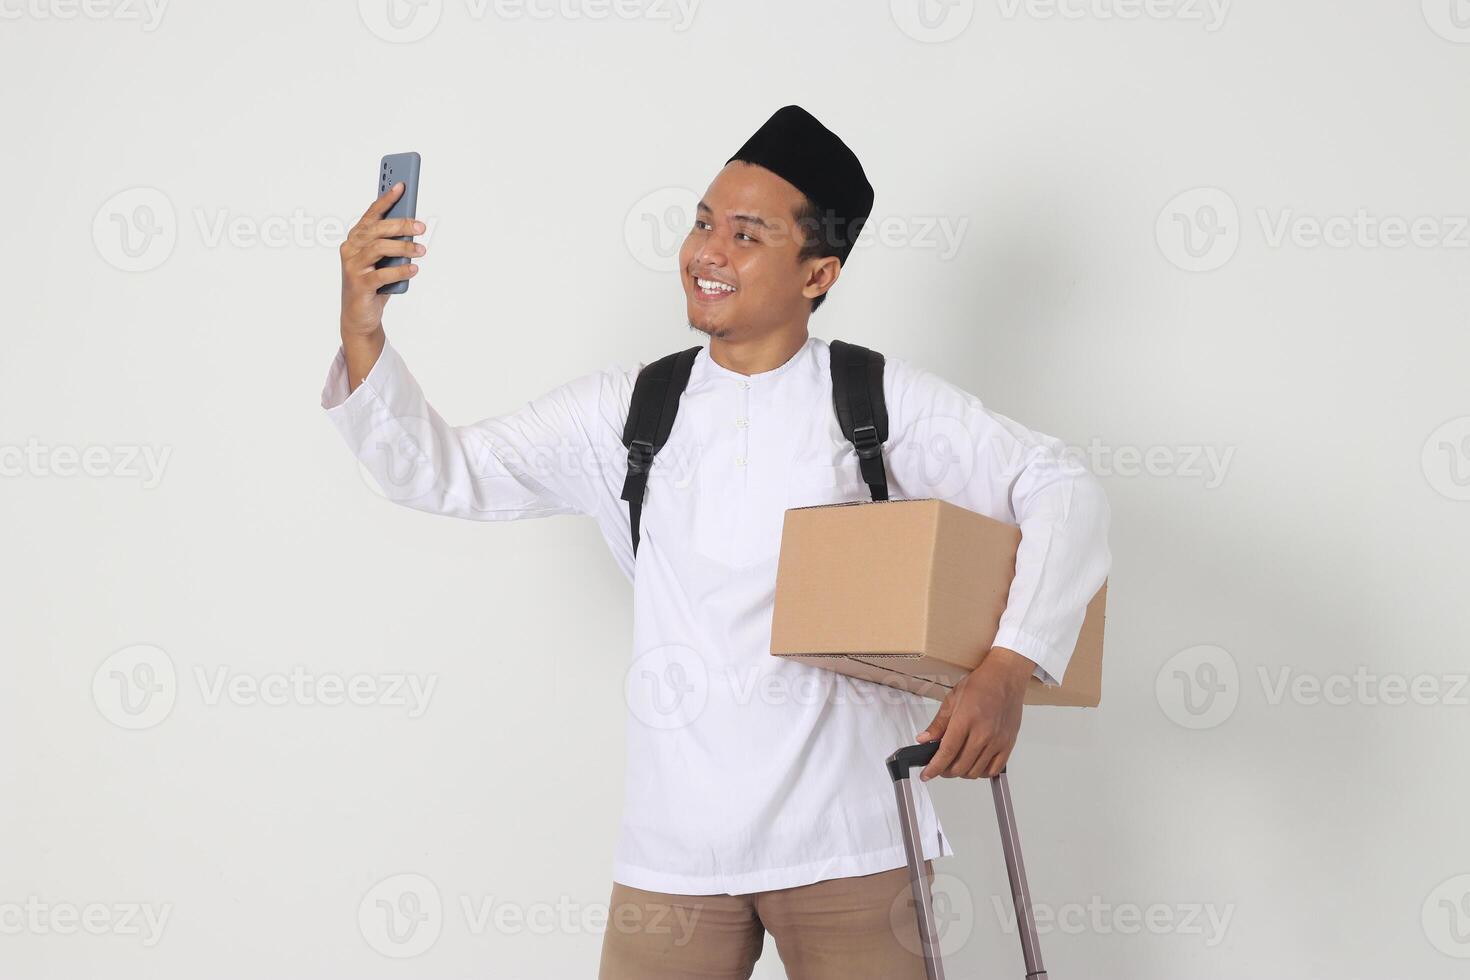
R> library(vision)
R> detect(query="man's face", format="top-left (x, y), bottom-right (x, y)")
top-left (678, 162), bottom-right (836, 341)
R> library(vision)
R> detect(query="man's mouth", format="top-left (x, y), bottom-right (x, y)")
top-left (692, 275), bottom-right (738, 301)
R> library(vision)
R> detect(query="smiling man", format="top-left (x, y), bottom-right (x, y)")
top-left (322, 105), bottom-right (1110, 979)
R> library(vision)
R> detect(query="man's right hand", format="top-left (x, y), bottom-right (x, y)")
top-left (338, 181), bottom-right (426, 390)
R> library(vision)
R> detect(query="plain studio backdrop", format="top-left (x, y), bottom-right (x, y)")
top-left (3, 2), bottom-right (1468, 978)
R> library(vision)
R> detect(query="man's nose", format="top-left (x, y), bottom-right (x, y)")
top-left (693, 239), bottom-right (728, 269)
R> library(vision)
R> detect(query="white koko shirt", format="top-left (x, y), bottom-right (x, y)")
top-left (320, 333), bottom-right (1111, 896)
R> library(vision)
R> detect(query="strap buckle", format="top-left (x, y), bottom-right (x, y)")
top-left (627, 438), bottom-right (655, 475)
top-left (851, 423), bottom-right (881, 460)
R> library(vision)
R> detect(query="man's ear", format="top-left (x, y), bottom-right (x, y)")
top-left (802, 256), bottom-right (842, 301)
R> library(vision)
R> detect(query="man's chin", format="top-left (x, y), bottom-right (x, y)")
top-left (686, 313), bottom-right (729, 340)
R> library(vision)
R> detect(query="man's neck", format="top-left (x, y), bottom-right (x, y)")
top-left (706, 329), bottom-right (810, 377)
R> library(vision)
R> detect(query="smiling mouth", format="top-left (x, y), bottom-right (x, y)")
top-left (692, 275), bottom-right (738, 300)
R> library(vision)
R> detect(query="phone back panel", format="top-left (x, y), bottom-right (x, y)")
top-left (376, 151), bottom-right (421, 295)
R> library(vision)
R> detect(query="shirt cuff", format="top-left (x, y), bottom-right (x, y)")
top-left (990, 625), bottom-right (1069, 688)
top-left (320, 339), bottom-right (396, 415)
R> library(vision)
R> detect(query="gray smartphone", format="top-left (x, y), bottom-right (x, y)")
top-left (376, 151), bottom-right (421, 295)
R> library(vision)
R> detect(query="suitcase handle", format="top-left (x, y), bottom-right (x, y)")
top-left (885, 741), bottom-right (1047, 980)
top-left (885, 740), bottom-right (940, 780)
top-left (885, 740), bottom-right (1008, 782)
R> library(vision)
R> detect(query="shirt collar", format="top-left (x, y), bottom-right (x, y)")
top-left (692, 335), bottom-right (819, 384)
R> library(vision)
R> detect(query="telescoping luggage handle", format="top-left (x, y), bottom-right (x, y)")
top-left (886, 742), bottom-right (1050, 980)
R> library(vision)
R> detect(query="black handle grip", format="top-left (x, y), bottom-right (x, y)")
top-left (885, 741), bottom-right (941, 781)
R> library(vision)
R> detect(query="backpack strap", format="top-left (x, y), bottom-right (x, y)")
top-left (829, 339), bottom-right (890, 502)
top-left (620, 345), bottom-right (702, 556)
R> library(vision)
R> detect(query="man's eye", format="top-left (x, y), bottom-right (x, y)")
top-left (694, 219), bottom-right (711, 231)
top-left (736, 232), bottom-right (756, 242)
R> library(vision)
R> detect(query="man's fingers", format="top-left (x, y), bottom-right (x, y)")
top-left (919, 733), bottom-right (959, 781)
top-left (366, 217), bottom-right (426, 240)
top-left (944, 730), bottom-right (987, 778)
top-left (356, 238), bottom-right (425, 267)
top-left (360, 181), bottom-right (404, 222)
top-left (917, 690), bottom-right (959, 744)
top-left (370, 262), bottom-right (419, 288)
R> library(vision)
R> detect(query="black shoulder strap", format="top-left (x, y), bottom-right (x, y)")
top-left (829, 339), bottom-right (889, 502)
top-left (620, 345), bottom-right (702, 556)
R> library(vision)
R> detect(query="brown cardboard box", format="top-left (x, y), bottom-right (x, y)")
top-left (769, 498), bottom-right (1107, 705)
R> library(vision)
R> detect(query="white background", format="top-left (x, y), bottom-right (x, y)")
top-left (3, 1), bottom-right (1469, 977)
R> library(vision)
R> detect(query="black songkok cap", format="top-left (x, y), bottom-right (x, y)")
top-left (725, 105), bottom-right (874, 266)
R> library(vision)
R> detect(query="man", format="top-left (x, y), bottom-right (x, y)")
top-left (322, 105), bottom-right (1110, 979)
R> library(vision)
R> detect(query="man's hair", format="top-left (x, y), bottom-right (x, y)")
top-left (793, 195), bottom-right (842, 313)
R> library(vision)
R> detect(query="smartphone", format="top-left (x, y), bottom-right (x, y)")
top-left (376, 151), bottom-right (421, 295)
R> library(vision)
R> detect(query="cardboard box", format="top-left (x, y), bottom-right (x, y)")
top-left (769, 498), bottom-right (1107, 705)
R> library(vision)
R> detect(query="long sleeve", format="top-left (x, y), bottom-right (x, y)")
top-left (319, 338), bottom-right (634, 522)
top-left (882, 356), bottom-right (1112, 687)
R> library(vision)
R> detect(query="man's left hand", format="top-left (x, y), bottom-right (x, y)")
top-left (914, 646), bottom-right (1035, 781)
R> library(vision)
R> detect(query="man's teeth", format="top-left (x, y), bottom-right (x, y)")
top-left (696, 278), bottom-right (736, 293)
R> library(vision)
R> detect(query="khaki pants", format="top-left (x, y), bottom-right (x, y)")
top-left (597, 861), bottom-right (935, 980)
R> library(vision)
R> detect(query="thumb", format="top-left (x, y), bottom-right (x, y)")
top-left (916, 694), bottom-right (956, 743)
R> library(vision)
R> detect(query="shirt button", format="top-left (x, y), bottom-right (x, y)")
top-left (736, 380), bottom-right (750, 389)
top-left (735, 456), bottom-right (747, 466)
top-left (735, 418), bottom-right (749, 428)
